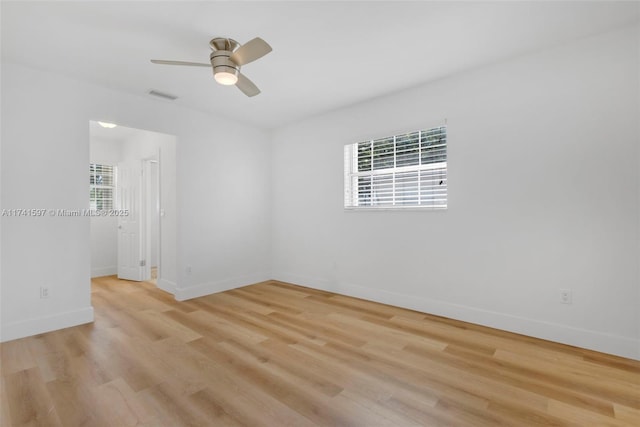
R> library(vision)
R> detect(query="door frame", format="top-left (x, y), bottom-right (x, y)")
top-left (142, 156), bottom-right (161, 282)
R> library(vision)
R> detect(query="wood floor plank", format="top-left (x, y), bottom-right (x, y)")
top-left (4, 367), bottom-right (62, 426)
top-left (548, 399), bottom-right (630, 427)
top-left (614, 404), bottom-right (640, 425)
top-left (161, 309), bottom-right (232, 342)
top-left (187, 387), bottom-right (250, 427)
top-left (221, 338), bottom-right (343, 398)
top-left (99, 326), bottom-right (166, 392)
top-left (0, 377), bottom-right (12, 427)
top-left (189, 309), bottom-right (269, 344)
top-left (291, 339), bottom-right (493, 414)
top-left (135, 309), bottom-right (203, 343)
top-left (1, 276), bottom-right (639, 426)
top-left (402, 342), bottom-right (617, 417)
top-left (259, 338), bottom-right (442, 413)
top-left (210, 291), bottom-right (276, 315)
top-left (492, 348), bottom-right (640, 409)
top-left (228, 288), bottom-right (304, 315)
top-left (365, 341), bottom-right (552, 414)
top-left (94, 377), bottom-right (156, 427)
top-left (187, 337), bottom-right (318, 427)
top-left (46, 375), bottom-right (106, 426)
top-left (327, 311), bottom-right (448, 351)
top-left (269, 311), bottom-right (369, 347)
top-left (214, 339), bottom-right (401, 426)
top-left (136, 381), bottom-right (210, 427)
top-left (0, 339), bottom-right (37, 376)
top-left (191, 300), bottom-right (298, 344)
top-left (243, 310), bottom-right (329, 345)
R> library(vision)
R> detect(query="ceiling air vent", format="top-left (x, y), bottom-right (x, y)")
top-left (148, 90), bottom-right (178, 101)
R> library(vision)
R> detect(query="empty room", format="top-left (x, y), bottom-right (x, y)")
top-left (1, 1), bottom-right (639, 426)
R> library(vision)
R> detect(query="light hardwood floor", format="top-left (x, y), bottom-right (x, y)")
top-left (1, 277), bottom-right (639, 426)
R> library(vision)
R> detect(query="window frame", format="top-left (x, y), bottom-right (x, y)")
top-left (344, 126), bottom-right (447, 210)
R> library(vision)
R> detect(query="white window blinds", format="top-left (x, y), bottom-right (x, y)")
top-left (89, 164), bottom-right (116, 210)
top-left (344, 126), bottom-right (447, 209)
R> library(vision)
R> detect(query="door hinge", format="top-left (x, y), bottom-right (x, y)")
top-left (140, 260), bottom-right (146, 267)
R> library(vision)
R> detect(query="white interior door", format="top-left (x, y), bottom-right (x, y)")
top-left (117, 160), bottom-right (145, 281)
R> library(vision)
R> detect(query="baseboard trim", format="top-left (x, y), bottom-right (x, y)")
top-left (273, 272), bottom-right (640, 361)
top-left (91, 266), bottom-right (117, 278)
top-left (157, 278), bottom-right (176, 295)
top-left (175, 273), bottom-right (271, 301)
top-left (0, 306), bottom-right (94, 343)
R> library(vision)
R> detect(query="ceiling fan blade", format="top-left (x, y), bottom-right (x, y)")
top-left (236, 73), bottom-right (260, 97)
top-left (230, 37), bottom-right (272, 66)
top-left (150, 59), bottom-right (211, 67)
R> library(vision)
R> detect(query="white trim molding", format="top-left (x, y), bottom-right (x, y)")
top-left (91, 266), bottom-right (117, 278)
top-left (175, 273), bottom-right (271, 301)
top-left (157, 278), bottom-right (177, 295)
top-left (0, 306), bottom-right (94, 343)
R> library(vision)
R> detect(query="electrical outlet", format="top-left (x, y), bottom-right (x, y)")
top-left (560, 289), bottom-right (572, 304)
top-left (40, 286), bottom-right (50, 299)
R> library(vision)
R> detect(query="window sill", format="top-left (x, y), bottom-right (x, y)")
top-left (344, 206), bottom-right (447, 212)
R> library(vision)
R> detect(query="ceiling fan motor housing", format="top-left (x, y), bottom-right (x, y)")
top-left (209, 38), bottom-right (240, 83)
top-left (210, 50), bottom-right (239, 80)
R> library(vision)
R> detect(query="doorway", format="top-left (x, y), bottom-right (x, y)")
top-left (89, 121), bottom-right (177, 293)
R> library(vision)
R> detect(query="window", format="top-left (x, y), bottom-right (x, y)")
top-left (89, 164), bottom-right (116, 210)
top-left (344, 126), bottom-right (447, 209)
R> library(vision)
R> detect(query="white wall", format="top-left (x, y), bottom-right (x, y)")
top-left (89, 136), bottom-right (122, 277)
top-left (271, 26), bottom-right (640, 359)
top-left (175, 114), bottom-right (272, 301)
top-left (1, 62), bottom-right (272, 341)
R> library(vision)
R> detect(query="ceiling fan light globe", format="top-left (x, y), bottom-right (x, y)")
top-left (214, 71), bottom-right (238, 86)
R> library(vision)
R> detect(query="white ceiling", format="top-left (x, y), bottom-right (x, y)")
top-left (2, 1), bottom-right (638, 129)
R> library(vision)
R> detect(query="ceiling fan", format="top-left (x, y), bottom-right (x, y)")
top-left (151, 37), bottom-right (272, 97)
